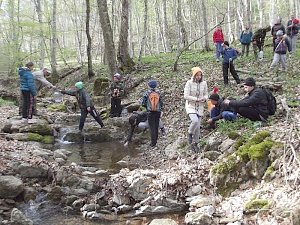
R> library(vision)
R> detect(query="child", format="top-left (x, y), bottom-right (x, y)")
top-left (270, 30), bottom-right (291, 71)
top-left (109, 73), bottom-right (124, 117)
top-left (207, 93), bottom-right (237, 129)
top-left (61, 81), bottom-right (104, 132)
top-left (221, 41), bottom-right (241, 85)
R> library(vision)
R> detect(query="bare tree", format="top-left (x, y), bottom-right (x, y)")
top-left (33, 0), bottom-right (45, 69)
top-left (162, 0), bottom-right (171, 52)
top-left (86, 0), bottom-right (94, 78)
top-left (202, 0), bottom-right (210, 51)
top-left (97, 0), bottom-right (118, 78)
top-left (50, 0), bottom-right (59, 82)
top-left (138, 0), bottom-right (148, 64)
top-left (117, 0), bottom-right (135, 73)
top-left (176, 0), bottom-right (187, 48)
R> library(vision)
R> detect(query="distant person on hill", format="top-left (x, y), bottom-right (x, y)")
top-left (252, 25), bottom-right (271, 60)
top-left (223, 77), bottom-right (269, 122)
top-left (212, 26), bottom-right (224, 62)
top-left (239, 25), bottom-right (253, 57)
top-left (270, 30), bottom-right (291, 71)
top-left (124, 110), bottom-right (166, 147)
top-left (60, 81), bottom-right (104, 132)
top-left (109, 73), bottom-right (124, 117)
top-left (207, 93), bottom-right (237, 129)
top-left (287, 15), bottom-right (299, 53)
top-left (184, 67), bottom-right (208, 152)
top-left (141, 80), bottom-right (164, 148)
top-left (19, 68), bottom-right (55, 116)
top-left (18, 62), bottom-right (37, 124)
top-left (220, 41), bottom-right (241, 85)
top-left (271, 17), bottom-right (286, 52)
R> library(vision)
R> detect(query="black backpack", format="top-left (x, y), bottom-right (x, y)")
top-left (262, 88), bottom-right (277, 115)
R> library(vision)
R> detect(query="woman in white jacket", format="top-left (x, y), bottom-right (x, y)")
top-left (184, 67), bottom-right (208, 152)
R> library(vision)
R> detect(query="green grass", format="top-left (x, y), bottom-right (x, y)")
top-left (0, 97), bottom-right (16, 107)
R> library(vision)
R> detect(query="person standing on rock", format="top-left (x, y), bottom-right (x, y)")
top-left (109, 73), bottom-right (124, 117)
top-left (19, 67), bottom-right (56, 116)
top-left (184, 67), bottom-right (208, 152)
top-left (60, 81), bottom-right (104, 132)
top-left (142, 80), bottom-right (163, 148)
top-left (18, 62), bottom-right (37, 123)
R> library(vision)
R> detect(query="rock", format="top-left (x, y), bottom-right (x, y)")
top-left (66, 195), bottom-right (79, 206)
top-left (10, 208), bottom-right (33, 225)
top-left (128, 176), bottom-right (153, 201)
top-left (190, 197), bottom-right (213, 208)
top-left (0, 176), bottom-right (24, 199)
top-left (219, 139), bottom-right (235, 153)
top-left (117, 205), bottom-right (132, 213)
top-left (93, 77), bottom-right (109, 96)
top-left (72, 188), bottom-right (89, 196)
top-left (23, 187), bottom-right (38, 202)
top-left (47, 186), bottom-right (64, 203)
top-left (149, 218), bottom-right (178, 225)
top-left (203, 151), bottom-right (221, 161)
top-left (81, 204), bottom-right (100, 212)
top-left (16, 163), bottom-right (48, 178)
top-left (53, 150), bottom-right (68, 160)
top-left (19, 123), bottom-right (53, 135)
top-left (164, 137), bottom-right (184, 159)
top-left (72, 199), bottom-right (85, 210)
top-left (204, 136), bottom-right (222, 152)
top-left (112, 193), bottom-right (131, 205)
top-left (32, 149), bottom-right (53, 159)
top-left (185, 212), bottom-right (214, 225)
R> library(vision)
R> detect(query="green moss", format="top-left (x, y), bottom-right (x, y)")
top-left (245, 199), bottom-right (270, 210)
top-left (227, 131), bottom-right (240, 140)
top-left (264, 166), bottom-right (274, 178)
top-left (233, 137), bottom-right (245, 151)
top-left (48, 103), bottom-right (67, 112)
top-left (28, 124), bottom-right (53, 135)
top-left (28, 133), bottom-right (54, 144)
top-left (212, 155), bottom-right (237, 175)
top-left (237, 131), bottom-right (272, 162)
top-left (217, 182), bottom-right (240, 197)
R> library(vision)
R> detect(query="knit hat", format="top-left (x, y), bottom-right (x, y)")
top-left (243, 77), bottom-right (256, 87)
top-left (114, 73), bottom-right (122, 80)
top-left (148, 80), bottom-right (157, 89)
top-left (223, 41), bottom-right (230, 47)
top-left (75, 81), bottom-right (84, 89)
top-left (191, 67), bottom-right (203, 77)
top-left (209, 93), bottom-right (220, 101)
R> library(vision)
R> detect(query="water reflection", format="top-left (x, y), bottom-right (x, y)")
top-left (53, 141), bottom-right (139, 170)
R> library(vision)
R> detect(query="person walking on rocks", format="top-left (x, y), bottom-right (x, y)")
top-left (184, 67), bottom-right (208, 152)
top-left (141, 80), bottom-right (163, 148)
top-left (18, 62), bottom-right (37, 123)
top-left (61, 81), bottom-right (104, 132)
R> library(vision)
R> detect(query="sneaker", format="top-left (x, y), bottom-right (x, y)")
top-left (188, 133), bottom-right (193, 144)
top-left (27, 119), bottom-right (35, 124)
top-left (21, 118), bottom-right (28, 123)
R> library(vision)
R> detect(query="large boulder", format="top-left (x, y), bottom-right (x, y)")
top-left (10, 208), bottom-right (33, 225)
top-left (0, 176), bottom-right (24, 199)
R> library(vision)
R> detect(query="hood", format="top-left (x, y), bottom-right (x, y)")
top-left (191, 67), bottom-right (203, 77)
top-left (18, 67), bottom-right (30, 76)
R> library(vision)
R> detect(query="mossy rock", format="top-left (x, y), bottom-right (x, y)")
top-left (245, 199), bottom-right (270, 210)
top-left (94, 77), bottom-right (109, 96)
top-left (48, 103), bottom-right (67, 112)
top-left (25, 124), bottom-right (53, 135)
top-left (28, 133), bottom-right (54, 144)
top-left (227, 131), bottom-right (240, 140)
top-left (212, 155), bottom-right (238, 175)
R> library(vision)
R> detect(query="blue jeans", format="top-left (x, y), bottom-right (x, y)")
top-left (215, 42), bottom-right (223, 59)
top-left (211, 107), bottom-right (237, 121)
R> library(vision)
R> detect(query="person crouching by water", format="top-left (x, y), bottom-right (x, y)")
top-left (184, 67), bottom-right (208, 152)
top-left (60, 81), bottom-right (104, 132)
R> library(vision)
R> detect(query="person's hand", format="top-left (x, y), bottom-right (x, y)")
top-left (229, 58), bottom-right (232, 62)
top-left (124, 141), bottom-right (129, 147)
top-left (224, 99), bottom-right (230, 105)
top-left (87, 107), bottom-right (91, 112)
top-left (208, 118), bottom-right (213, 123)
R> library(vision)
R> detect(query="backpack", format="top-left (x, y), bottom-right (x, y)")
top-left (147, 90), bottom-right (161, 111)
top-left (262, 88), bottom-right (277, 115)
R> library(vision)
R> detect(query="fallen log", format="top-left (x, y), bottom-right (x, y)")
top-left (236, 68), bottom-right (267, 75)
top-left (59, 66), bottom-right (82, 79)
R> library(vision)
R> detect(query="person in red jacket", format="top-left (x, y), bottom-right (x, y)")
top-left (213, 26), bottom-right (224, 62)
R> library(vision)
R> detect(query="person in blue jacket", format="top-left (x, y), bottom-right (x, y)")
top-left (18, 62), bottom-right (37, 123)
top-left (239, 26), bottom-right (253, 57)
top-left (221, 41), bottom-right (241, 85)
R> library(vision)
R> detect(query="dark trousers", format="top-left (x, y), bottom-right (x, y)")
top-left (148, 111), bottom-right (161, 147)
top-left (22, 91), bottom-right (34, 119)
top-left (236, 107), bottom-right (262, 121)
top-left (79, 106), bottom-right (104, 131)
top-left (19, 92), bottom-right (37, 115)
top-left (222, 63), bottom-right (241, 85)
top-left (110, 97), bottom-right (122, 117)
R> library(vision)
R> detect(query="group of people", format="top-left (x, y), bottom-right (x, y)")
top-left (212, 15), bottom-right (299, 85)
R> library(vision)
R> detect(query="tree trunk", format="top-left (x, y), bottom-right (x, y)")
top-left (33, 0), bottom-right (45, 69)
top-left (97, 0), bottom-right (118, 78)
top-left (246, 0), bottom-right (251, 27)
top-left (86, 0), bottom-right (94, 78)
top-left (162, 0), bottom-right (171, 52)
top-left (138, 0), bottom-right (148, 65)
top-left (50, 0), bottom-right (59, 83)
top-left (117, 0), bottom-right (135, 73)
top-left (176, 0), bottom-right (187, 48)
top-left (202, 0), bottom-right (210, 51)
top-left (257, 0), bottom-right (264, 27)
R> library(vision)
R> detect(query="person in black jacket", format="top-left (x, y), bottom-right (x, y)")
top-left (61, 81), bottom-right (104, 131)
top-left (207, 93), bottom-right (237, 129)
top-left (223, 77), bottom-right (269, 121)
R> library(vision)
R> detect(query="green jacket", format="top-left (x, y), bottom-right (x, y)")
top-left (110, 81), bottom-right (125, 98)
top-left (61, 89), bottom-right (93, 109)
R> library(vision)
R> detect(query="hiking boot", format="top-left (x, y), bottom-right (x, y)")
top-left (188, 133), bottom-right (193, 144)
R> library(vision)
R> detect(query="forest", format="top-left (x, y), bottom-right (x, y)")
top-left (0, 0), bottom-right (299, 77)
